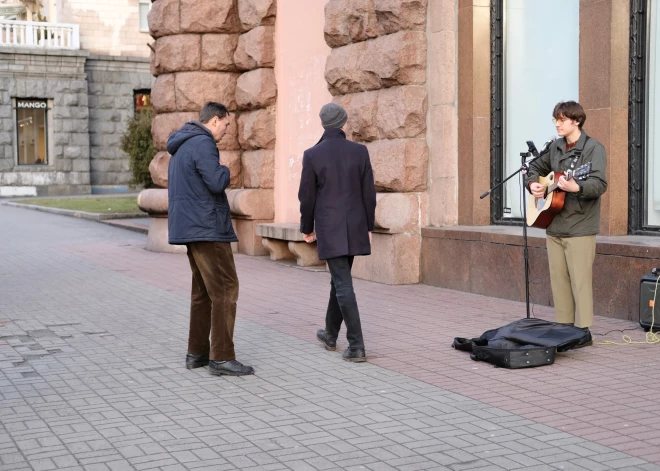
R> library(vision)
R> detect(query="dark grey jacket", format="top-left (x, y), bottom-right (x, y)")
top-left (525, 132), bottom-right (607, 237)
top-left (298, 128), bottom-right (377, 260)
top-left (167, 121), bottom-right (238, 245)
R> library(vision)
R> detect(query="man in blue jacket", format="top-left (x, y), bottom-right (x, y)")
top-left (298, 103), bottom-right (377, 362)
top-left (167, 102), bottom-right (254, 376)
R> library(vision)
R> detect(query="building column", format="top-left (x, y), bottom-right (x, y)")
top-left (457, 0), bottom-right (491, 226)
top-left (273, 0), bottom-right (331, 224)
top-left (579, 0), bottom-right (629, 236)
top-left (427, 0), bottom-right (459, 227)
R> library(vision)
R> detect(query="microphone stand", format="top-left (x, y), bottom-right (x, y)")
top-left (480, 147), bottom-right (545, 319)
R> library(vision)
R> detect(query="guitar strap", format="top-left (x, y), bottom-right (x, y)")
top-left (567, 136), bottom-right (590, 171)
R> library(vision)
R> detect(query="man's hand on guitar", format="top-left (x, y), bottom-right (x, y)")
top-left (557, 175), bottom-right (580, 193)
top-left (530, 182), bottom-right (546, 198)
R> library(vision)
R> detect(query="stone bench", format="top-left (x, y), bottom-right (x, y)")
top-left (255, 223), bottom-right (323, 267)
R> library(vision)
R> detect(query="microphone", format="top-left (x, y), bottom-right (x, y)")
top-left (538, 136), bottom-right (556, 156)
top-left (526, 141), bottom-right (539, 157)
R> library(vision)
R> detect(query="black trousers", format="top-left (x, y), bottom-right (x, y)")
top-left (324, 256), bottom-right (365, 349)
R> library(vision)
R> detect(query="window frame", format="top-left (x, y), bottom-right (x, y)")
top-left (138, 0), bottom-right (151, 33)
top-left (13, 98), bottom-right (51, 167)
top-left (628, 0), bottom-right (660, 235)
top-left (490, 0), bottom-right (513, 224)
top-left (134, 89), bottom-right (152, 117)
top-left (490, 0), bottom-right (580, 226)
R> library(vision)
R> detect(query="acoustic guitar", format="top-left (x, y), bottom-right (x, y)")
top-left (526, 162), bottom-right (592, 228)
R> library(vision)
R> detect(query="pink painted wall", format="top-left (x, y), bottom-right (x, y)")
top-left (274, 0), bottom-right (332, 223)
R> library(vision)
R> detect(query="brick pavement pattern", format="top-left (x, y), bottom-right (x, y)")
top-left (1, 204), bottom-right (660, 471)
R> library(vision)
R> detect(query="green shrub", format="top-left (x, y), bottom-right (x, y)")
top-left (120, 110), bottom-right (156, 188)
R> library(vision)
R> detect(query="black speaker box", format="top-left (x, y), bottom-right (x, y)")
top-left (640, 273), bottom-right (660, 331)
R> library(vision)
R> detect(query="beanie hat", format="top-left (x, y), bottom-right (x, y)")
top-left (319, 103), bottom-right (348, 129)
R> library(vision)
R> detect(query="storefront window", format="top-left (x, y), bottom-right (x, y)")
top-left (500, 0), bottom-right (579, 220)
top-left (646, 1), bottom-right (660, 227)
top-left (135, 91), bottom-right (152, 116)
top-left (16, 99), bottom-right (48, 165)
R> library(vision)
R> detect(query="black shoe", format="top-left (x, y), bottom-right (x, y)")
top-left (208, 360), bottom-right (255, 376)
top-left (575, 327), bottom-right (593, 348)
top-left (342, 347), bottom-right (366, 362)
top-left (186, 354), bottom-right (209, 369)
top-left (316, 329), bottom-right (337, 351)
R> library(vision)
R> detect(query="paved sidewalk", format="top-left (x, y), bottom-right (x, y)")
top-left (1, 204), bottom-right (660, 471)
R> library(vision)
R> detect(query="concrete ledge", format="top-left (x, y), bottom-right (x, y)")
top-left (1, 201), bottom-right (146, 220)
top-left (421, 225), bottom-right (660, 321)
top-left (99, 219), bottom-right (150, 234)
top-left (0, 46), bottom-right (89, 57)
top-left (422, 225), bottom-right (660, 259)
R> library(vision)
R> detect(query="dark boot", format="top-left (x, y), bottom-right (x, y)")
top-left (316, 329), bottom-right (337, 351)
top-left (342, 347), bottom-right (366, 362)
top-left (186, 354), bottom-right (209, 369)
top-left (209, 360), bottom-right (255, 376)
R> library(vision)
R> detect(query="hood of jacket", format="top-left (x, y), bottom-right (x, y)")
top-left (167, 121), bottom-right (213, 155)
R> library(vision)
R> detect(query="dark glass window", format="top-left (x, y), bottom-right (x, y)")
top-left (490, 0), bottom-right (579, 224)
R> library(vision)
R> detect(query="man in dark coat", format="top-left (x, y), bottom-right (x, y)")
top-left (167, 102), bottom-right (254, 376)
top-left (298, 103), bottom-right (377, 362)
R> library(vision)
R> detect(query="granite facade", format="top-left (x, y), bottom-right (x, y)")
top-left (86, 56), bottom-right (153, 187)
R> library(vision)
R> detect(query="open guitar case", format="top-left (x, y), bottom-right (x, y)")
top-left (452, 318), bottom-right (592, 369)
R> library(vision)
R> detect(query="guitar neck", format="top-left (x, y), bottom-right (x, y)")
top-left (547, 173), bottom-right (572, 194)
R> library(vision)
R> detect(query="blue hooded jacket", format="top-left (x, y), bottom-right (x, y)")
top-left (167, 121), bottom-right (238, 245)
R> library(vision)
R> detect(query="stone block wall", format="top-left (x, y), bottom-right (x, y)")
top-left (323, 0), bottom-right (429, 284)
top-left (0, 48), bottom-right (91, 196)
top-left (86, 55), bottom-right (154, 188)
top-left (148, 0), bottom-right (277, 255)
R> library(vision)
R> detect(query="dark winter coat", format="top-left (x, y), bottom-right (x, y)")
top-left (298, 128), bottom-right (377, 260)
top-left (166, 121), bottom-right (238, 245)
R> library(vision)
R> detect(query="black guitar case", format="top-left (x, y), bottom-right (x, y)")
top-left (452, 318), bottom-right (592, 369)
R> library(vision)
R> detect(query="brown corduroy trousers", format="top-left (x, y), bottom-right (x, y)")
top-left (186, 242), bottom-right (239, 361)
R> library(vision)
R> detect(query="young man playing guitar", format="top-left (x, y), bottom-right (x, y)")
top-left (525, 101), bottom-right (607, 334)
